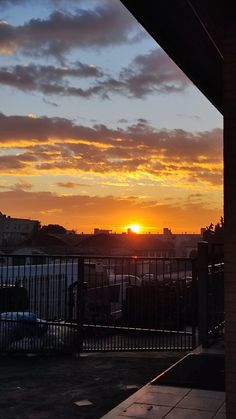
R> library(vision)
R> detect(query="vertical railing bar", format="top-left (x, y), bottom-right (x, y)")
top-left (191, 256), bottom-right (197, 349)
top-left (76, 256), bottom-right (85, 355)
top-left (51, 257), bottom-right (55, 321)
top-left (45, 256), bottom-right (49, 321)
top-left (64, 256), bottom-right (68, 323)
top-left (197, 241), bottom-right (209, 348)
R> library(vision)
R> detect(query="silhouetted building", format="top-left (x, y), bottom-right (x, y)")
top-left (0, 212), bottom-right (39, 247)
top-left (94, 228), bottom-right (112, 235)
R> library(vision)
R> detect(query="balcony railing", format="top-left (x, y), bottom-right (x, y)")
top-left (0, 249), bottom-right (224, 353)
top-left (198, 241), bottom-right (224, 347)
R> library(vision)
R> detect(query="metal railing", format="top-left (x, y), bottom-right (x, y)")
top-left (81, 256), bottom-right (197, 351)
top-left (207, 262), bottom-right (224, 337)
top-left (197, 242), bottom-right (224, 347)
top-left (0, 254), bottom-right (198, 353)
top-left (0, 256), bottom-right (80, 353)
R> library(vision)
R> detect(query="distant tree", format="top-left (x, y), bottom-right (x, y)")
top-left (40, 224), bottom-right (66, 234)
top-left (203, 217), bottom-right (224, 243)
top-left (203, 222), bottom-right (214, 241)
top-left (214, 216), bottom-right (224, 240)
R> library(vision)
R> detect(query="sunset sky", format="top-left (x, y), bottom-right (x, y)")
top-left (0, 0), bottom-right (223, 233)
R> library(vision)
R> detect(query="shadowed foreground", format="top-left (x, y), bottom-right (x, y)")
top-left (0, 353), bottom-right (180, 419)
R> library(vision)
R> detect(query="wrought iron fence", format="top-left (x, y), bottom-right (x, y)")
top-left (81, 256), bottom-right (197, 351)
top-left (0, 254), bottom-right (198, 353)
top-left (0, 256), bottom-right (80, 353)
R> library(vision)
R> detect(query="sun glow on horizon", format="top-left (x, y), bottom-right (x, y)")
top-left (127, 224), bottom-right (141, 233)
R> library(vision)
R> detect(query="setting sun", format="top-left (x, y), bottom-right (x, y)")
top-left (127, 224), bottom-right (141, 233)
top-left (0, 0), bottom-right (223, 236)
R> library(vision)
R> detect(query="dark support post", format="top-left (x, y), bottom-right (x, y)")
top-left (76, 257), bottom-right (85, 356)
top-left (197, 241), bottom-right (209, 348)
top-left (224, 17), bottom-right (236, 418)
top-left (191, 257), bottom-right (198, 349)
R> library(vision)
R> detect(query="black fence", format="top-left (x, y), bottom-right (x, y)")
top-left (207, 262), bottom-right (224, 339)
top-left (207, 243), bottom-right (224, 343)
top-left (0, 254), bottom-right (198, 353)
top-left (197, 242), bottom-right (224, 347)
top-left (0, 256), bottom-right (80, 353)
top-left (81, 256), bottom-right (197, 351)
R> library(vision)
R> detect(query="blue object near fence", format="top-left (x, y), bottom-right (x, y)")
top-left (0, 311), bottom-right (48, 339)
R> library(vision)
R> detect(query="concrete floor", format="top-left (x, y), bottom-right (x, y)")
top-left (101, 384), bottom-right (225, 418)
top-left (101, 342), bottom-right (225, 419)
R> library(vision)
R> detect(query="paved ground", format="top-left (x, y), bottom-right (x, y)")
top-left (102, 385), bottom-right (225, 419)
top-left (0, 352), bottom-right (182, 419)
top-left (102, 340), bottom-right (226, 419)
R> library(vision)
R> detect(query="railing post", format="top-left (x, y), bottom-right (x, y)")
top-left (191, 257), bottom-right (198, 349)
top-left (197, 241), bottom-right (209, 348)
top-left (76, 257), bottom-right (85, 356)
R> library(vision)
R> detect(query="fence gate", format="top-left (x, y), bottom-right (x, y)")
top-left (0, 255), bottom-right (198, 353)
top-left (78, 256), bottom-right (198, 352)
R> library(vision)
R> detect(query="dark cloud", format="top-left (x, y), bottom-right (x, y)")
top-left (0, 190), bottom-right (149, 216)
top-left (85, 49), bottom-right (190, 99)
top-left (0, 0), bottom-right (84, 6)
top-left (0, 62), bottom-right (103, 93)
top-left (56, 181), bottom-right (90, 188)
top-left (43, 98), bottom-right (59, 107)
top-left (0, 20), bottom-right (18, 54)
top-left (137, 118), bottom-right (149, 124)
top-left (118, 118), bottom-right (128, 124)
top-left (0, 3), bottom-right (141, 58)
top-left (0, 155), bottom-right (25, 170)
top-left (0, 0), bottom-right (25, 7)
top-left (187, 171), bottom-right (223, 186)
top-left (118, 49), bottom-right (189, 97)
top-left (0, 49), bottom-right (190, 99)
top-left (0, 113), bottom-right (223, 186)
top-left (177, 113), bottom-right (201, 120)
top-left (188, 193), bottom-right (205, 198)
top-left (96, 49), bottom-right (190, 98)
top-left (12, 179), bottom-right (33, 190)
top-left (0, 62), bottom-right (108, 97)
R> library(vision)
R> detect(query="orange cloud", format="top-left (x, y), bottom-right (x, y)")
top-left (0, 190), bottom-right (222, 233)
top-left (0, 3), bottom-right (142, 58)
top-left (0, 113), bottom-right (223, 189)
